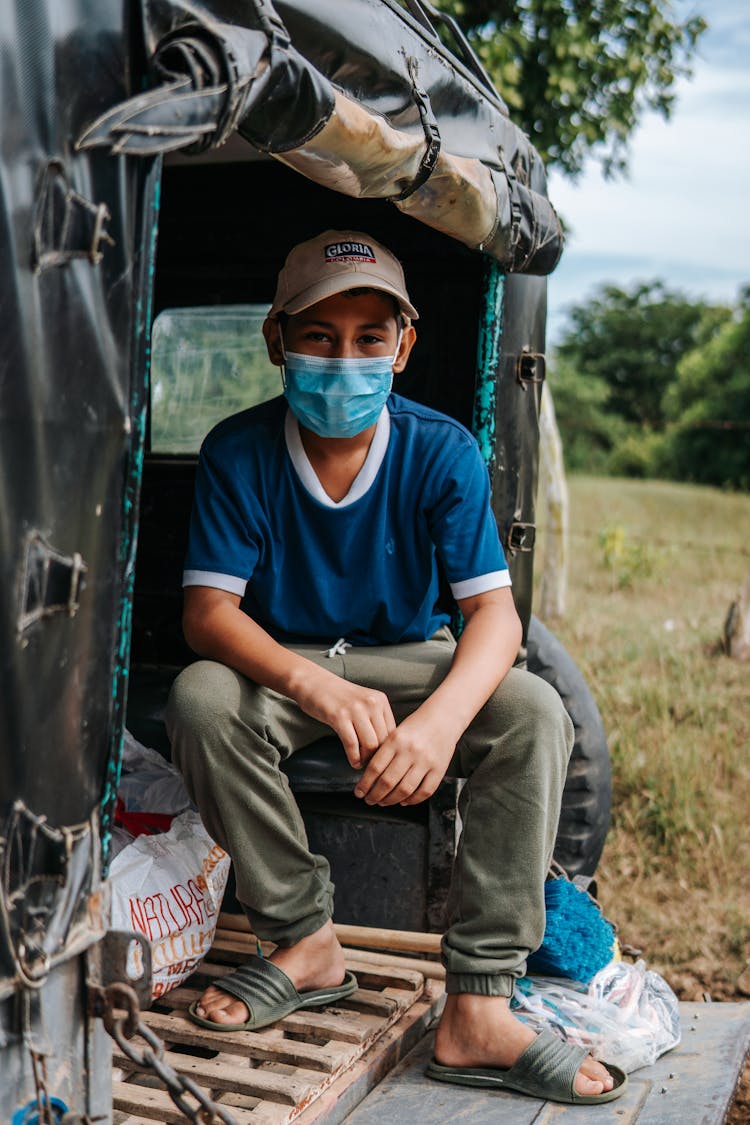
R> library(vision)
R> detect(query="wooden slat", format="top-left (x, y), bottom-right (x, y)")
top-left (158, 985), bottom-right (391, 1045)
top-left (204, 940), bottom-right (432, 987)
top-left (113, 1116), bottom-right (162, 1125)
top-left (336, 988), bottom-right (401, 1017)
top-left (210, 932), bottom-right (274, 956)
top-left (279, 1008), bottom-right (383, 1045)
top-left (342, 949), bottom-right (445, 982)
top-left (217, 912), bottom-right (262, 933)
top-left (292, 981), bottom-right (446, 1125)
top-left (339, 958), bottom-right (425, 991)
top-left (141, 1010), bottom-right (345, 1072)
top-left (113, 1046), bottom-right (309, 1104)
top-left (208, 929), bottom-right (443, 982)
top-left (334, 924), bottom-right (441, 956)
top-left (114, 928), bottom-right (444, 1125)
top-left (113, 1080), bottom-right (285, 1124)
top-left (218, 912), bottom-right (443, 956)
top-left (157, 979), bottom-right (402, 1021)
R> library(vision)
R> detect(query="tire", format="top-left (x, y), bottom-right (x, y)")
top-left (526, 615), bottom-right (612, 878)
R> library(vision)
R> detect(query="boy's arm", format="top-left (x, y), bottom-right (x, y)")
top-left (353, 585), bottom-right (522, 807)
top-left (182, 586), bottom-right (396, 767)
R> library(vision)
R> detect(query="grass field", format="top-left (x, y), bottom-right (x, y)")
top-left (534, 475), bottom-right (750, 1006)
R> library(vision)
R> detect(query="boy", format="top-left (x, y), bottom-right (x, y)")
top-left (166, 230), bottom-right (625, 1104)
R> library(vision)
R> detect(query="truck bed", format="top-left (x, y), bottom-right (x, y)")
top-left (113, 920), bottom-right (750, 1124)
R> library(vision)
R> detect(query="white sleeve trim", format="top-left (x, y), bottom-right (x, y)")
top-left (182, 569), bottom-right (247, 597)
top-left (450, 570), bottom-right (512, 600)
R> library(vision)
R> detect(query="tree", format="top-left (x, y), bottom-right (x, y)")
top-left (435, 0), bottom-right (706, 177)
top-left (554, 281), bottom-right (727, 431)
top-left (662, 292), bottom-right (750, 489)
top-left (548, 283), bottom-right (748, 483)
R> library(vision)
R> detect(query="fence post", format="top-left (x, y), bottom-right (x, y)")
top-left (538, 386), bottom-right (569, 621)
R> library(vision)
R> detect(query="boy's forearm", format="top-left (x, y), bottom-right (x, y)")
top-left (183, 590), bottom-right (321, 699)
top-left (415, 592), bottom-right (522, 742)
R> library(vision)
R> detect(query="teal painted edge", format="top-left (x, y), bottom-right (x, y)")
top-left (453, 259), bottom-right (504, 637)
top-left (472, 257), bottom-right (504, 476)
top-left (100, 160), bottom-right (162, 872)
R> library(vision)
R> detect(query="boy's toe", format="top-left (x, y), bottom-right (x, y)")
top-left (197, 985), bottom-right (249, 1024)
top-left (575, 1055), bottom-right (614, 1095)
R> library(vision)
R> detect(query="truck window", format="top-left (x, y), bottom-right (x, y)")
top-left (150, 305), bottom-right (279, 453)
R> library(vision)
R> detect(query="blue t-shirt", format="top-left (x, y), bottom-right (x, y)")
top-left (183, 394), bottom-right (510, 646)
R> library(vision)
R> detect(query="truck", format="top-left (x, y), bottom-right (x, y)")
top-left (1, 1), bottom-right (615, 1118)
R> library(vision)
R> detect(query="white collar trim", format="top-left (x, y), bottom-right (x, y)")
top-left (284, 407), bottom-right (390, 508)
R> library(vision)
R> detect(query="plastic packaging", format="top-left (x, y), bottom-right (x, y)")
top-left (109, 809), bottom-right (230, 999)
top-left (108, 730), bottom-right (230, 998)
top-left (512, 959), bottom-right (682, 1073)
top-left (116, 729), bottom-right (193, 819)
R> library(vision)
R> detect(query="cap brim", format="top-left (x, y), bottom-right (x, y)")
top-left (269, 271), bottom-right (419, 321)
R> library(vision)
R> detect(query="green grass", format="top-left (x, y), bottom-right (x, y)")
top-left (535, 476), bottom-right (750, 1000)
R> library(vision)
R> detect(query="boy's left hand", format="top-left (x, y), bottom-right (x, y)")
top-left (353, 713), bottom-right (455, 806)
top-left (353, 589), bottom-right (522, 806)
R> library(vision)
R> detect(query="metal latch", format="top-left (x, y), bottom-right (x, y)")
top-left (505, 521), bottom-right (536, 555)
top-left (32, 160), bottom-right (115, 272)
top-left (516, 352), bottom-right (546, 387)
top-left (17, 533), bottom-right (87, 637)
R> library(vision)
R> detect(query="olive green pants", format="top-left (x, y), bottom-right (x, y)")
top-left (166, 627), bottom-right (573, 996)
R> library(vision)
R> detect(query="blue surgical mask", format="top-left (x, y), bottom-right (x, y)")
top-left (281, 335), bottom-right (401, 438)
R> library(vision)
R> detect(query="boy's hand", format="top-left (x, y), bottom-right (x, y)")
top-left (353, 712), bottom-right (455, 807)
top-left (351, 589), bottom-right (523, 807)
top-left (291, 667), bottom-right (396, 769)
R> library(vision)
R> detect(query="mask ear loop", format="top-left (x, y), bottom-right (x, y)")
top-left (393, 327), bottom-right (404, 366)
top-left (278, 323), bottom-right (287, 389)
top-left (389, 327), bottom-right (404, 392)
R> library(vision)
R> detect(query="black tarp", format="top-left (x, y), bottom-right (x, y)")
top-left (80, 0), bottom-right (563, 274)
top-left (0, 0), bottom-right (158, 987)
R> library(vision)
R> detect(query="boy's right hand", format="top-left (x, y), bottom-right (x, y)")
top-left (182, 588), bottom-right (395, 768)
top-left (290, 666), bottom-right (396, 769)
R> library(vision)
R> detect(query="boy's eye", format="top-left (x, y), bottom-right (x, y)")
top-left (360, 334), bottom-right (385, 345)
top-left (304, 331), bottom-right (330, 343)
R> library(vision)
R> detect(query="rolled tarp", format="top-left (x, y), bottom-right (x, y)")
top-left (78, 0), bottom-right (562, 274)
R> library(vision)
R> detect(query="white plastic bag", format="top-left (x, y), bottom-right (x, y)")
top-left (512, 960), bottom-right (681, 1073)
top-left (117, 729), bottom-right (193, 818)
top-left (108, 809), bottom-right (230, 999)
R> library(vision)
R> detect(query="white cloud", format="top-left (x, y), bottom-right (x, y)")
top-left (545, 0), bottom-right (750, 344)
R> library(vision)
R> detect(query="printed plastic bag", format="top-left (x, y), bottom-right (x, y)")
top-left (512, 959), bottom-right (681, 1073)
top-left (109, 809), bottom-right (230, 999)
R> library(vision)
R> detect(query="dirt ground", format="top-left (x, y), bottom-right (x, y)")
top-left (728, 1064), bottom-right (750, 1125)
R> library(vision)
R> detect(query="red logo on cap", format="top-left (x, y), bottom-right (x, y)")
top-left (324, 241), bottom-right (376, 264)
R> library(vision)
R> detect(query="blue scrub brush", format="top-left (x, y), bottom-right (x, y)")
top-left (527, 871), bottom-right (617, 983)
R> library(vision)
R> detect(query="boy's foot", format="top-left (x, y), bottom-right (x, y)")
top-left (434, 993), bottom-right (615, 1098)
top-left (193, 919), bottom-right (346, 1025)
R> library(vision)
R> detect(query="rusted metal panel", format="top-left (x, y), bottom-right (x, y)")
top-left (1, 953), bottom-right (112, 1121)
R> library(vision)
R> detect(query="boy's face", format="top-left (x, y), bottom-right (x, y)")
top-left (264, 291), bottom-right (416, 373)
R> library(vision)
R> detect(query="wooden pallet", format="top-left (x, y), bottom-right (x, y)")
top-left (112, 923), bottom-right (445, 1124)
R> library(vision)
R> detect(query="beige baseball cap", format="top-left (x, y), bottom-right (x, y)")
top-left (268, 229), bottom-right (419, 321)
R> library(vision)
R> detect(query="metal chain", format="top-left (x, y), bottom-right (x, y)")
top-left (89, 982), bottom-right (237, 1125)
top-left (29, 1045), bottom-right (53, 1125)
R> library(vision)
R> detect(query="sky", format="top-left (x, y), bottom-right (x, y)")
top-left (545, 0), bottom-right (750, 347)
